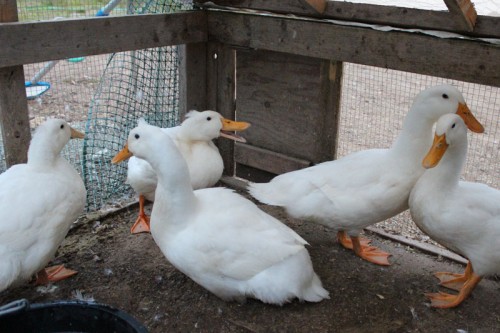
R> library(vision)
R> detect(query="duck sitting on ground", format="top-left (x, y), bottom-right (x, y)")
top-left (409, 113), bottom-right (499, 309)
top-left (249, 85), bottom-right (484, 266)
top-left (126, 110), bottom-right (250, 234)
top-left (0, 119), bottom-right (86, 292)
top-left (112, 120), bottom-right (329, 305)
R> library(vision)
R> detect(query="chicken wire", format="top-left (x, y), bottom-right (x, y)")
top-left (0, 3), bottom-right (498, 216)
top-left (0, 0), bottom-right (192, 211)
top-left (338, 63), bottom-right (499, 240)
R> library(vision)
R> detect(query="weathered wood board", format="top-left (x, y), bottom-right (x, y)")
top-left (234, 50), bottom-right (340, 178)
top-left (0, 0), bottom-right (31, 167)
top-left (195, 0), bottom-right (499, 38)
top-left (208, 11), bottom-right (500, 87)
top-left (0, 11), bottom-right (207, 67)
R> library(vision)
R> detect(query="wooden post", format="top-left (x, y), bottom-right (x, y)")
top-left (206, 42), bottom-right (237, 176)
top-left (178, 43), bottom-right (208, 118)
top-left (443, 0), bottom-right (477, 31)
top-left (0, 0), bottom-right (31, 167)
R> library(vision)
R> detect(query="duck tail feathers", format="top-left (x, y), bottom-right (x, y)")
top-left (300, 273), bottom-right (330, 303)
top-left (247, 182), bottom-right (286, 206)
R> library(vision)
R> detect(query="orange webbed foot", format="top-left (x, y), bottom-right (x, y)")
top-left (434, 272), bottom-right (467, 291)
top-left (35, 265), bottom-right (77, 285)
top-left (131, 213), bottom-right (150, 234)
top-left (355, 245), bottom-right (391, 266)
top-left (337, 231), bottom-right (391, 266)
top-left (434, 262), bottom-right (473, 291)
top-left (337, 231), bottom-right (371, 249)
top-left (425, 270), bottom-right (482, 309)
top-left (131, 194), bottom-right (151, 234)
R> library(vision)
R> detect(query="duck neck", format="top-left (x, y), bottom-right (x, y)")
top-left (421, 141), bottom-right (466, 190)
top-left (148, 144), bottom-right (197, 227)
top-left (390, 107), bottom-right (435, 163)
top-left (27, 137), bottom-right (60, 169)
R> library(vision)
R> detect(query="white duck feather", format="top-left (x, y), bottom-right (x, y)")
top-left (125, 110), bottom-right (249, 234)
top-left (112, 120), bottom-right (329, 305)
top-left (249, 84), bottom-right (484, 266)
top-left (0, 119), bottom-right (86, 292)
top-left (409, 113), bottom-right (499, 308)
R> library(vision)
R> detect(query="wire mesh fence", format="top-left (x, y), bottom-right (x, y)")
top-left (0, 2), bottom-right (498, 219)
top-left (338, 63), bottom-right (499, 241)
top-left (0, 0), bottom-right (192, 210)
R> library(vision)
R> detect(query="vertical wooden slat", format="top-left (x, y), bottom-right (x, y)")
top-left (178, 43), bottom-right (208, 118)
top-left (206, 42), bottom-right (236, 176)
top-left (0, 0), bottom-right (31, 167)
top-left (323, 60), bottom-right (343, 160)
top-left (216, 43), bottom-right (236, 176)
top-left (205, 42), bottom-right (219, 111)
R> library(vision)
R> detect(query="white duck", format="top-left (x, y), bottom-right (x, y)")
top-left (409, 113), bottom-right (499, 309)
top-left (126, 110), bottom-right (250, 234)
top-left (112, 120), bottom-right (329, 305)
top-left (249, 85), bottom-right (484, 266)
top-left (0, 119), bottom-right (86, 292)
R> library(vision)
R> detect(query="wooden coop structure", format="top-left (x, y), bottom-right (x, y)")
top-left (0, 0), bottom-right (499, 184)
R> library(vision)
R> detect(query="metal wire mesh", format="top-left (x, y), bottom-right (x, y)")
top-left (0, 0), bottom-right (192, 211)
top-left (338, 63), bottom-right (500, 240)
top-left (82, 0), bottom-right (191, 211)
top-left (1, 3), bottom-right (498, 217)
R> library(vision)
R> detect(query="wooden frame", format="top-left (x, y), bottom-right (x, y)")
top-left (196, 0), bottom-right (499, 38)
top-left (207, 10), bottom-right (500, 87)
top-left (0, 1), bottom-right (499, 171)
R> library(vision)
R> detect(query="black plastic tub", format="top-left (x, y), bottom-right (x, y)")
top-left (0, 299), bottom-right (148, 333)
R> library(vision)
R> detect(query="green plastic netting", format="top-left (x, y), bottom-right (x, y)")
top-left (0, 0), bottom-right (192, 211)
top-left (82, 0), bottom-right (192, 211)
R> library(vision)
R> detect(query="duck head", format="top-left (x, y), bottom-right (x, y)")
top-left (181, 110), bottom-right (250, 143)
top-left (422, 113), bottom-right (468, 168)
top-left (28, 119), bottom-right (84, 163)
top-left (414, 84), bottom-right (484, 133)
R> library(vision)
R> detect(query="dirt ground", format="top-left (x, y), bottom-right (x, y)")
top-left (1, 191), bottom-right (499, 333)
top-left (5, 52), bottom-right (497, 333)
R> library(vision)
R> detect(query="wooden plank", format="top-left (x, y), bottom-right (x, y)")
top-left (195, 0), bottom-right (499, 38)
top-left (235, 143), bottom-right (311, 175)
top-left (443, 0), bottom-right (477, 31)
top-left (301, 0), bottom-right (327, 14)
top-left (205, 42), bottom-right (218, 111)
top-left (178, 43), bottom-right (208, 118)
top-left (0, 0), bottom-right (31, 167)
top-left (206, 43), bottom-right (237, 176)
top-left (0, 11), bottom-right (207, 67)
top-left (208, 11), bottom-right (500, 87)
top-left (236, 49), bottom-right (339, 163)
top-left (323, 60), bottom-right (343, 160)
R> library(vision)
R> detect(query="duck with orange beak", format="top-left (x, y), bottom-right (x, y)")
top-left (410, 113), bottom-right (499, 308)
top-left (249, 84), bottom-right (484, 266)
top-left (114, 110), bottom-right (250, 234)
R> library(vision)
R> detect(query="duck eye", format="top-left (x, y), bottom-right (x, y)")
top-left (206, 117), bottom-right (212, 121)
top-left (134, 134), bottom-right (140, 139)
top-left (442, 94), bottom-right (449, 99)
top-left (451, 123), bottom-right (456, 129)
top-left (60, 124), bottom-right (64, 129)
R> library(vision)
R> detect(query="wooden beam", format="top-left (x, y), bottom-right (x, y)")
top-left (235, 143), bottom-right (311, 175)
top-left (443, 0), bottom-right (477, 31)
top-left (0, 0), bottom-right (31, 167)
top-left (207, 11), bottom-right (500, 87)
top-left (0, 11), bottom-right (207, 67)
top-left (195, 0), bottom-right (499, 38)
